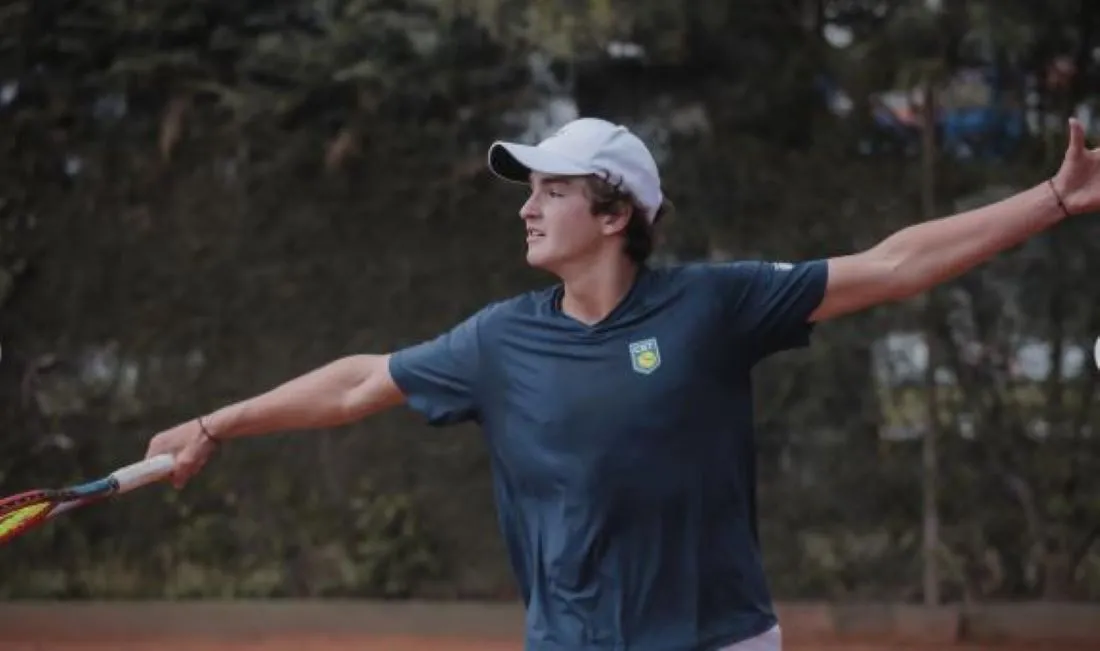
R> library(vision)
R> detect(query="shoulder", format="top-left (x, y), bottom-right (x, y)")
top-left (670, 258), bottom-right (789, 276)
top-left (649, 260), bottom-right (755, 291)
top-left (489, 285), bottom-right (555, 317)
top-left (651, 259), bottom-right (767, 280)
top-left (666, 259), bottom-right (826, 288)
top-left (465, 285), bottom-right (558, 331)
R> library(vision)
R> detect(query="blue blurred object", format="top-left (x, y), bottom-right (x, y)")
top-left (821, 66), bottom-right (1028, 160)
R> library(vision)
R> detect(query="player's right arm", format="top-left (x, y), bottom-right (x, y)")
top-left (145, 354), bottom-right (404, 487)
top-left (199, 354), bottom-right (404, 437)
top-left (147, 303), bottom-right (496, 487)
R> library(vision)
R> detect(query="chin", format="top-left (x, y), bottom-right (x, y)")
top-left (525, 251), bottom-right (549, 270)
top-left (525, 247), bottom-right (559, 273)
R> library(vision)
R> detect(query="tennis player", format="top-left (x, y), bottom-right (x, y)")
top-left (146, 116), bottom-right (1099, 651)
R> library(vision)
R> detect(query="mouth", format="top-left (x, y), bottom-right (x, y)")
top-left (525, 227), bottom-right (545, 243)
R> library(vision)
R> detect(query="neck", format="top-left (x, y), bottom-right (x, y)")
top-left (557, 254), bottom-right (640, 325)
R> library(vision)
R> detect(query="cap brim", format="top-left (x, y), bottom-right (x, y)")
top-left (488, 142), bottom-right (593, 183)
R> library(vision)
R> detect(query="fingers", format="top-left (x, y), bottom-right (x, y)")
top-left (172, 448), bottom-right (201, 489)
top-left (170, 451), bottom-right (187, 489)
top-left (146, 421), bottom-right (216, 489)
top-left (171, 435), bottom-right (216, 489)
top-left (144, 431), bottom-right (168, 460)
top-left (172, 459), bottom-right (196, 489)
top-left (171, 457), bottom-right (188, 489)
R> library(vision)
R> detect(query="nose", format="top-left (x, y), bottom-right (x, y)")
top-left (519, 194), bottom-right (540, 221)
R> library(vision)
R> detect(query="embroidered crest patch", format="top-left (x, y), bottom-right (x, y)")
top-left (629, 338), bottom-right (661, 375)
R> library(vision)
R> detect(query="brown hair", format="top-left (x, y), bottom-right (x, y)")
top-left (583, 176), bottom-right (671, 266)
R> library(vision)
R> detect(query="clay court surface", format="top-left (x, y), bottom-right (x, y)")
top-left (0, 602), bottom-right (1095, 651)
top-left (0, 639), bottom-right (1088, 651)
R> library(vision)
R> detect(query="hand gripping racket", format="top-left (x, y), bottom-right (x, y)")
top-left (0, 454), bottom-right (175, 545)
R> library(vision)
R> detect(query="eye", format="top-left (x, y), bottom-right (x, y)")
top-left (548, 189), bottom-right (564, 198)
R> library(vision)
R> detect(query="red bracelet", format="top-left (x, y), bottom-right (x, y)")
top-left (196, 416), bottom-right (220, 445)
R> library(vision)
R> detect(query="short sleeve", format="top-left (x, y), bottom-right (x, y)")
top-left (388, 308), bottom-right (492, 427)
top-left (709, 259), bottom-right (829, 360)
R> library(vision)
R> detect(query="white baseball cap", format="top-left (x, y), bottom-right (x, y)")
top-left (488, 118), bottom-right (665, 223)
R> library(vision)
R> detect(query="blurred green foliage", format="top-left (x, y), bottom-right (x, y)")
top-left (0, 0), bottom-right (1098, 602)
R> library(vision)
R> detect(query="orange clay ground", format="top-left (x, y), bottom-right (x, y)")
top-left (0, 601), bottom-right (1094, 651)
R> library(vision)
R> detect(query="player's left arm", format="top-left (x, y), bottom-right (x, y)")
top-left (810, 118), bottom-right (1099, 323)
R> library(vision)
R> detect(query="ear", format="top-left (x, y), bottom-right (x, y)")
top-left (598, 201), bottom-right (633, 236)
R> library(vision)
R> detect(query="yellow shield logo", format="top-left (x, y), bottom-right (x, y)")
top-left (629, 338), bottom-right (661, 375)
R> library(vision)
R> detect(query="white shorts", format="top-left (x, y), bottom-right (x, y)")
top-left (718, 625), bottom-right (781, 651)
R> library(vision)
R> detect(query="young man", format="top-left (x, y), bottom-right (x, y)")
top-left (146, 117), bottom-right (1099, 650)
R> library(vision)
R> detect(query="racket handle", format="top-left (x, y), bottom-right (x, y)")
top-left (110, 454), bottom-right (176, 493)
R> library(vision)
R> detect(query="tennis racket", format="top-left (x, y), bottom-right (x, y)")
top-left (0, 454), bottom-right (175, 545)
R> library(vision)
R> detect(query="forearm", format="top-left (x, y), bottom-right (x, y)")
top-left (876, 181), bottom-right (1067, 297)
top-left (201, 354), bottom-right (397, 440)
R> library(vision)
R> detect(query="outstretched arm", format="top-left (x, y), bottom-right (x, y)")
top-left (147, 306), bottom-right (491, 487)
top-left (811, 118), bottom-right (1096, 323)
top-left (810, 182), bottom-right (1066, 321)
top-left (200, 354), bottom-right (403, 438)
top-left (146, 354), bottom-right (404, 486)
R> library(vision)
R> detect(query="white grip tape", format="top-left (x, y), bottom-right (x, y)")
top-left (111, 454), bottom-right (175, 493)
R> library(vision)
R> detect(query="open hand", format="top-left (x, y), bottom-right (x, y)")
top-left (1052, 118), bottom-right (1100, 216)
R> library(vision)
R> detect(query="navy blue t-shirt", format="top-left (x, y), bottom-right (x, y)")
top-left (389, 260), bottom-right (828, 651)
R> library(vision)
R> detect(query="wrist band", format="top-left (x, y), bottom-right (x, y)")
top-left (196, 416), bottom-right (219, 445)
top-left (1048, 178), bottom-right (1071, 218)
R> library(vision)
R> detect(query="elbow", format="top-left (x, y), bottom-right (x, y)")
top-left (871, 223), bottom-right (968, 301)
top-left (867, 245), bottom-right (920, 302)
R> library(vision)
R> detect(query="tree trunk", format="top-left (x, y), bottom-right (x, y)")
top-left (1042, 544), bottom-right (1073, 600)
top-left (920, 80), bottom-right (941, 607)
